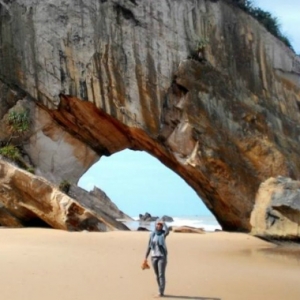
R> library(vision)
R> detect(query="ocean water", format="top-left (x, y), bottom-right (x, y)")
top-left (121, 215), bottom-right (222, 232)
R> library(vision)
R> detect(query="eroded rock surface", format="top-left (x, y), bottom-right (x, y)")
top-left (0, 159), bottom-right (128, 231)
top-left (250, 177), bottom-right (300, 241)
top-left (0, 0), bottom-right (300, 231)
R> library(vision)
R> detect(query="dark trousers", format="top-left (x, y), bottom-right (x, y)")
top-left (151, 256), bottom-right (167, 295)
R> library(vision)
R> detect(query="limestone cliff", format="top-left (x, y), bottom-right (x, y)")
top-left (0, 0), bottom-right (299, 231)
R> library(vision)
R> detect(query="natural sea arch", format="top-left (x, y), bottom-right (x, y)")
top-left (48, 95), bottom-right (257, 232)
top-left (78, 149), bottom-right (213, 219)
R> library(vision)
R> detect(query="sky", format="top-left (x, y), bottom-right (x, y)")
top-left (79, 150), bottom-right (205, 217)
top-left (79, 1), bottom-right (300, 218)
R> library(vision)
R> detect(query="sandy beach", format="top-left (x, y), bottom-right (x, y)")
top-left (0, 229), bottom-right (299, 300)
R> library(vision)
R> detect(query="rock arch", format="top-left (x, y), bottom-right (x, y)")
top-left (0, 0), bottom-right (300, 231)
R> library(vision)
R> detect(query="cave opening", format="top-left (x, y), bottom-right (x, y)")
top-left (23, 218), bottom-right (52, 229)
top-left (78, 149), bottom-right (221, 231)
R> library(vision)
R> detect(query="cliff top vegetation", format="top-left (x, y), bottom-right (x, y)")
top-left (228, 0), bottom-right (293, 51)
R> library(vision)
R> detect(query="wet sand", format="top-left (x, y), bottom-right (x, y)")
top-left (0, 228), bottom-right (299, 300)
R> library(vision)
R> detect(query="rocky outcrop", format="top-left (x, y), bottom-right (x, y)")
top-left (69, 185), bottom-right (132, 221)
top-left (161, 215), bottom-right (174, 222)
top-left (250, 177), bottom-right (300, 241)
top-left (172, 226), bottom-right (205, 234)
top-left (0, 0), bottom-right (300, 231)
top-left (139, 213), bottom-right (158, 222)
top-left (138, 213), bottom-right (173, 222)
top-left (0, 159), bottom-right (128, 231)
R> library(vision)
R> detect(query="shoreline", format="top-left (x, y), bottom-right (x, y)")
top-left (119, 215), bottom-right (222, 232)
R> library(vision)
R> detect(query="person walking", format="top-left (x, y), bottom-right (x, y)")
top-left (144, 219), bottom-right (169, 297)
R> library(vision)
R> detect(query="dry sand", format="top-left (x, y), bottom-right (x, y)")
top-left (0, 228), bottom-right (299, 300)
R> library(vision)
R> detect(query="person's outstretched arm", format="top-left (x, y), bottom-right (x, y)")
top-left (163, 223), bottom-right (169, 238)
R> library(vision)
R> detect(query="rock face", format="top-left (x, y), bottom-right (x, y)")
top-left (0, 0), bottom-right (300, 231)
top-left (0, 159), bottom-right (128, 231)
top-left (250, 177), bottom-right (300, 241)
top-left (0, 87), bottom-right (99, 185)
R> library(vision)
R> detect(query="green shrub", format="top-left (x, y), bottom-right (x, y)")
top-left (277, 34), bottom-right (293, 49)
top-left (0, 145), bottom-right (34, 171)
top-left (0, 145), bottom-right (21, 161)
top-left (59, 180), bottom-right (71, 194)
top-left (232, 0), bottom-right (254, 11)
top-left (188, 37), bottom-right (209, 62)
top-left (196, 37), bottom-right (209, 52)
top-left (26, 166), bottom-right (35, 174)
top-left (7, 109), bottom-right (30, 134)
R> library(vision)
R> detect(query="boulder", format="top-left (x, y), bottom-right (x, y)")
top-left (250, 177), bottom-right (300, 241)
top-left (139, 213), bottom-right (158, 222)
top-left (137, 227), bottom-right (149, 231)
top-left (161, 215), bottom-right (174, 222)
top-left (172, 226), bottom-right (205, 234)
top-left (139, 213), bottom-right (173, 222)
top-left (0, 159), bottom-right (128, 231)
